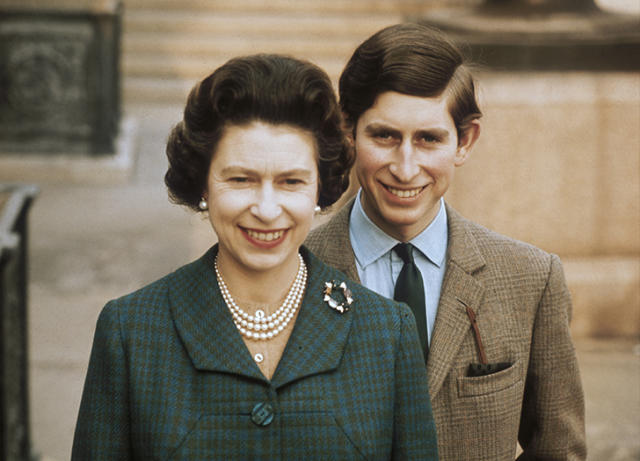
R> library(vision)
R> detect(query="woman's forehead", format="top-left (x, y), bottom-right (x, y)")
top-left (212, 122), bottom-right (318, 172)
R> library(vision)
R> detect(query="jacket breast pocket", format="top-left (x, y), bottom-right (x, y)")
top-left (457, 359), bottom-right (523, 397)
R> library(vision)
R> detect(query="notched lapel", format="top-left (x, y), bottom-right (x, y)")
top-left (428, 205), bottom-right (487, 398)
top-left (428, 264), bottom-right (484, 398)
top-left (271, 250), bottom-right (354, 389)
top-left (169, 248), bottom-right (266, 383)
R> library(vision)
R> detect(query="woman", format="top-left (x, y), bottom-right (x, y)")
top-left (72, 54), bottom-right (438, 460)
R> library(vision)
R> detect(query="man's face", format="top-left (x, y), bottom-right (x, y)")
top-left (353, 91), bottom-right (478, 242)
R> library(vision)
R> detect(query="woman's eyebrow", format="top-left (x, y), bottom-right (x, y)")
top-left (279, 168), bottom-right (314, 177)
top-left (219, 166), bottom-right (314, 177)
top-left (219, 166), bottom-right (254, 175)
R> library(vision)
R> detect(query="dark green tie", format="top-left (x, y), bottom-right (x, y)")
top-left (393, 243), bottom-right (429, 362)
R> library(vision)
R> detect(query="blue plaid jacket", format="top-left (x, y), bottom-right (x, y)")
top-left (72, 246), bottom-right (438, 460)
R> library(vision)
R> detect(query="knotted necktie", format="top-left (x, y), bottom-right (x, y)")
top-left (393, 243), bottom-right (429, 362)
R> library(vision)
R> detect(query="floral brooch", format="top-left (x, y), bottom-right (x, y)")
top-left (323, 280), bottom-right (354, 314)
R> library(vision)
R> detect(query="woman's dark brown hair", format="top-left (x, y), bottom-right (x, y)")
top-left (339, 23), bottom-right (482, 142)
top-left (165, 54), bottom-right (353, 211)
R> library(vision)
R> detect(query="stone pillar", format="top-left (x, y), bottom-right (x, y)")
top-left (0, 1), bottom-right (122, 155)
top-left (412, 0), bottom-right (640, 337)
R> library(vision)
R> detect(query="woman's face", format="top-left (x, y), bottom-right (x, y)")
top-left (206, 121), bottom-right (319, 275)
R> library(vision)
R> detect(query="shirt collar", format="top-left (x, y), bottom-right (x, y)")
top-left (350, 190), bottom-right (448, 269)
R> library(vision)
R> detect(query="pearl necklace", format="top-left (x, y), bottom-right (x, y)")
top-left (214, 253), bottom-right (307, 340)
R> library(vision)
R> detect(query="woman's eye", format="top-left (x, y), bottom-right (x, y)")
top-left (283, 178), bottom-right (304, 186)
top-left (229, 177), bottom-right (249, 183)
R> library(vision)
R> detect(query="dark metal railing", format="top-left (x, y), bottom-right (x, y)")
top-left (0, 183), bottom-right (38, 461)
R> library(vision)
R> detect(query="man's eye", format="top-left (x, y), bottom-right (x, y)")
top-left (374, 131), bottom-right (394, 140)
top-left (284, 178), bottom-right (304, 186)
top-left (229, 177), bottom-right (249, 183)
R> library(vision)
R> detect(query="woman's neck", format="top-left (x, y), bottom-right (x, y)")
top-left (215, 247), bottom-right (301, 305)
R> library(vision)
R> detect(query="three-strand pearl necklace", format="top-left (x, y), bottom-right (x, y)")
top-left (214, 253), bottom-right (307, 341)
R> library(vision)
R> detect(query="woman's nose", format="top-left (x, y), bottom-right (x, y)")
top-left (389, 141), bottom-right (420, 182)
top-left (250, 184), bottom-right (282, 221)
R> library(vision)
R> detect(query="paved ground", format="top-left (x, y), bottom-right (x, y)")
top-left (25, 106), bottom-right (639, 460)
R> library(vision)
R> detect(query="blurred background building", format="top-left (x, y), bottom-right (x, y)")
top-left (0, 0), bottom-right (638, 459)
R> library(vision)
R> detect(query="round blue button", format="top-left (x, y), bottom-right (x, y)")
top-left (251, 402), bottom-right (274, 427)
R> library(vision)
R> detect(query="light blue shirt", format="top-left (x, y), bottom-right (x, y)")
top-left (349, 191), bottom-right (448, 344)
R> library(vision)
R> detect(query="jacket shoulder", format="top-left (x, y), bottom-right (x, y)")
top-left (103, 250), bottom-right (212, 319)
top-left (306, 218), bottom-right (340, 257)
top-left (448, 205), bottom-right (555, 272)
top-left (305, 222), bottom-right (328, 254)
top-left (305, 199), bottom-right (354, 257)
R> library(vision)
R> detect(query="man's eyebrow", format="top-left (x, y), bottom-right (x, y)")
top-left (415, 128), bottom-right (450, 141)
top-left (364, 123), bottom-right (451, 141)
top-left (364, 123), bottom-right (401, 135)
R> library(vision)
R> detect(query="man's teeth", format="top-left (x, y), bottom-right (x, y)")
top-left (387, 186), bottom-right (423, 198)
top-left (246, 230), bottom-right (284, 241)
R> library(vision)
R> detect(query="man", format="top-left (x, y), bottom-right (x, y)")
top-left (306, 23), bottom-right (586, 461)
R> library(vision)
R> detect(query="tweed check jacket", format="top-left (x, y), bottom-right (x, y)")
top-left (72, 246), bottom-right (438, 460)
top-left (305, 201), bottom-right (587, 461)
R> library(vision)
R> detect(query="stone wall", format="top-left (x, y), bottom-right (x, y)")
top-left (447, 72), bottom-right (640, 337)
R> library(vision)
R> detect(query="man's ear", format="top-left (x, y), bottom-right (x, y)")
top-left (342, 111), bottom-right (356, 143)
top-left (454, 119), bottom-right (481, 167)
top-left (346, 130), bottom-right (355, 146)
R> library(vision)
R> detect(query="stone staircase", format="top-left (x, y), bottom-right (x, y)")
top-left (121, 0), bottom-right (433, 105)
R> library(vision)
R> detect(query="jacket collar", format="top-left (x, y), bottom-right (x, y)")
top-left (313, 198), bottom-right (360, 282)
top-left (169, 246), bottom-right (353, 388)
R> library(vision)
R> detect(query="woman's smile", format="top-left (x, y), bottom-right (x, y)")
top-left (242, 227), bottom-right (288, 248)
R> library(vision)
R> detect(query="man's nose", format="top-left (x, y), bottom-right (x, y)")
top-left (389, 141), bottom-right (420, 182)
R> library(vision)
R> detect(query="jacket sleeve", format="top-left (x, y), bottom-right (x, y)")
top-left (391, 305), bottom-right (439, 460)
top-left (518, 254), bottom-right (587, 460)
top-left (71, 301), bottom-right (132, 460)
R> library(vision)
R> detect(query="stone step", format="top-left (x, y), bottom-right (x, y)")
top-left (123, 52), bottom-right (347, 79)
top-left (123, 33), bottom-right (362, 58)
top-left (124, 0), bottom-right (428, 15)
top-left (123, 77), bottom-right (192, 106)
top-left (123, 9), bottom-right (398, 37)
top-left (123, 52), bottom-right (347, 105)
top-left (122, 30), bottom-right (355, 82)
top-left (120, 0), bottom-right (429, 104)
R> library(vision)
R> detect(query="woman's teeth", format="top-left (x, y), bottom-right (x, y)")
top-left (246, 230), bottom-right (284, 241)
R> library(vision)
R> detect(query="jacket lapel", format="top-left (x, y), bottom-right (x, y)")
top-left (271, 248), bottom-right (354, 389)
top-left (170, 247), bottom-right (353, 388)
top-left (169, 247), bottom-right (267, 383)
top-left (311, 199), bottom-right (360, 282)
top-left (427, 205), bottom-right (486, 398)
